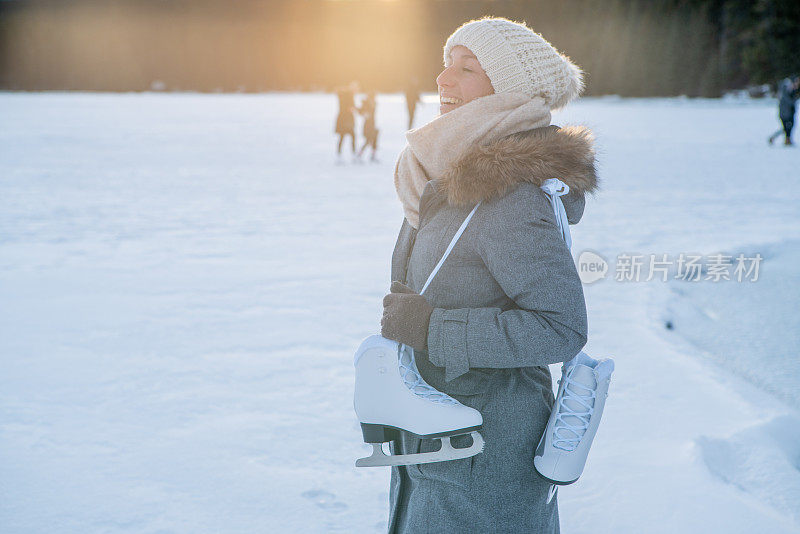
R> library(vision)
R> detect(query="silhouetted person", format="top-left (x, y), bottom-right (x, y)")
top-left (335, 82), bottom-right (359, 162)
top-left (405, 78), bottom-right (421, 130)
top-left (769, 76), bottom-right (799, 146)
top-left (356, 91), bottom-right (380, 163)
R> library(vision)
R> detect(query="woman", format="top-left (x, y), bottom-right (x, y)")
top-left (357, 90), bottom-right (380, 162)
top-left (334, 81), bottom-right (358, 162)
top-left (380, 17), bottom-right (599, 533)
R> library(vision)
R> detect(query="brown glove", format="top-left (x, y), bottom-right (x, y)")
top-left (381, 281), bottom-right (434, 352)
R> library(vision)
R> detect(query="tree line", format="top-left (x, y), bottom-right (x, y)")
top-left (0, 0), bottom-right (797, 96)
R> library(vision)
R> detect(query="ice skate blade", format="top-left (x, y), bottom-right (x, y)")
top-left (546, 484), bottom-right (558, 504)
top-left (533, 470), bottom-right (580, 486)
top-left (356, 431), bottom-right (484, 467)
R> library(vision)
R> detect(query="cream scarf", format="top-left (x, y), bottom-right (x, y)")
top-left (394, 92), bottom-right (552, 229)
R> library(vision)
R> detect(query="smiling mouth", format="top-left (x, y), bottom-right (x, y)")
top-left (440, 96), bottom-right (463, 105)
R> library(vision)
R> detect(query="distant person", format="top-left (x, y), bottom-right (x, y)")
top-left (768, 76), bottom-right (799, 146)
top-left (404, 78), bottom-right (421, 130)
top-left (335, 82), bottom-right (359, 163)
top-left (356, 91), bottom-right (380, 163)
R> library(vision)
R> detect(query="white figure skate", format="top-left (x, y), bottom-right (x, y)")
top-left (353, 335), bottom-right (484, 467)
top-left (534, 351), bottom-right (614, 500)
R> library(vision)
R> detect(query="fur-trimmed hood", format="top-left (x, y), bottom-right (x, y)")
top-left (430, 125), bottom-right (598, 223)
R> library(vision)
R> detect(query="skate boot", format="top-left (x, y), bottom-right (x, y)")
top-left (534, 351), bottom-right (614, 501)
top-left (353, 335), bottom-right (484, 467)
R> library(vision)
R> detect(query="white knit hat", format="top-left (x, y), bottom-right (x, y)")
top-left (443, 17), bottom-right (585, 110)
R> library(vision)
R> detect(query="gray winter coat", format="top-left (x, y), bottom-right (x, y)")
top-left (386, 124), bottom-right (599, 533)
top-left (778, 78), bottom-right (798, 120)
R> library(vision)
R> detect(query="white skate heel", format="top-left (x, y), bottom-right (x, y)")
top-left (354, 335), bottom-right (484, 467)
top-left (534, 351), bottom-right (614, 499)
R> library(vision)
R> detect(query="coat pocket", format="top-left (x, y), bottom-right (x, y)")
top-left (409, 391), bottom-right (485, 485)
top-left (412, 433), bottom-right (475, 488)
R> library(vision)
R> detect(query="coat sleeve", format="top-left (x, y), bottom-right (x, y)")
top-left (390, 218), bottom-right (416, 285)
top-left (426, 184), bottom-right (588, 381)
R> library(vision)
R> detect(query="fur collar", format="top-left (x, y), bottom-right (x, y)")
top-left (438, 125), bottom-right (599, 208)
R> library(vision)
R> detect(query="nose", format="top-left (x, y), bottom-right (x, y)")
top-left (436, 66), bottom-right (454, 90)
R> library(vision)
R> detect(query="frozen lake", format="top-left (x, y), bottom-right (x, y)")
top-left (1, 92), bottom-right (799, 533)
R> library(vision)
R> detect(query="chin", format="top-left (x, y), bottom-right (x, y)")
top-left (439, 103), bottom-right (460, 115)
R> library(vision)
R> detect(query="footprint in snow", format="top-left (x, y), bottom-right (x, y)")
top-left (301, 489), bottom-right (348, 511)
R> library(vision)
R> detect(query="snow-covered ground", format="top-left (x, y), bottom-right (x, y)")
top-left (1, 92), bottom-right (799, 533)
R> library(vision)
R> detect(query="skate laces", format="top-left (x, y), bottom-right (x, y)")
top-left (398, 345), bottom-right (459, 405)
top-left (553, 373), bottom-right (596, 451)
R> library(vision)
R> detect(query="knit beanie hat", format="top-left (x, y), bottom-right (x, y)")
top-left (443, 17), bottom-right (584, 110)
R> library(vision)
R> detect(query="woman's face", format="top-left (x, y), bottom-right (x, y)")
top-left (436, 45), bottom-right (495, 114)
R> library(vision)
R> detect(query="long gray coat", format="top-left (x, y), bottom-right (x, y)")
top-left (386, 124), bottom-right (599, 533)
